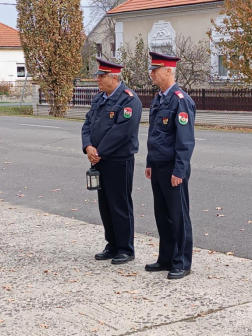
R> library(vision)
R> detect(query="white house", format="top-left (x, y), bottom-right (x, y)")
top-left (0, 22), bottom-right (30, 82)
top-left (107, 0), bottom-right (231, 82)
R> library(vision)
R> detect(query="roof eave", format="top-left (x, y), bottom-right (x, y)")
top-left (107, 1), bottom-right (224, 17)
top-left (0, 46), bottom-right (22, 49)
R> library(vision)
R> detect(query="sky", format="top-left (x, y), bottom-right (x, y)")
top-left (0, 0), bottom-right (94, 33)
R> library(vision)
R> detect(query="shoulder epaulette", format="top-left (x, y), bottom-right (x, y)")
top-left (175, 91), bottom-right (184, 99)
top-left (125, 89), bottom-right (134, 97)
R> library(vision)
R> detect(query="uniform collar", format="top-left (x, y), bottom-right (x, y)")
top-left (161, 83), bottom-right (180, 104)
top-left (159, 83), bottom-right (176, 98)
top-left (102, 82), bottom-right (126, 102)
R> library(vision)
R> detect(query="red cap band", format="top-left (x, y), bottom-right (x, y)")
top-left (151, 59), bottom-right (177, 67)
top-left (99, 65), bottom-right (121, 73)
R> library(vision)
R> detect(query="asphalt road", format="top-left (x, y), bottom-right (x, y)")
top-left (0, 116), bottom-right (252, 259)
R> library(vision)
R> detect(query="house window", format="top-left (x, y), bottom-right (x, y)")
top-left (218, 55), bottom-right (227, 77)
top-left (110, 43), bottom-right (116, 58)
top-left (17, 65), bottom-right (25, 77)
top-left (96, 44), bottom-right (102, 58)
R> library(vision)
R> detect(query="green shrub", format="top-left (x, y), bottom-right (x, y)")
top-left (0, 81), bottom-right (13, 96)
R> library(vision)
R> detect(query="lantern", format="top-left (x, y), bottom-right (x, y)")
top-left (86, 165), bottom-right (101, 190)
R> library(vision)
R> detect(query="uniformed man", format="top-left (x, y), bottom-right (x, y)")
top-left (145, 52), bottom-right (196, 279)
top-left (82, 59), bottom-right (142, 264)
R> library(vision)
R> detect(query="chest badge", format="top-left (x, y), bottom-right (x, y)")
top-left (124, 107), bottom-right (132, 118)
top-left (178, 112), bottom-right (188, 125)
top-left (163, 118), bottom-right (169, 125)
top-left (109, 112), bottom-right (115, 119)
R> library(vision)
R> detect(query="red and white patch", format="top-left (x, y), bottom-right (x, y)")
top-left (175, 91), bottom-right (184, 99)
top-left (178, 112), bottom-right (188, 125)
top-left (124, 89), bottom-right (134, 97)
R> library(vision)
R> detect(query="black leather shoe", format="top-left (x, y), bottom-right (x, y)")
top-left (167, 269), bottom-right (191, 279)
top-left (145, 262), bottom-right (171, 272)
top-left (95, 250), bottom-right (117, 260)
top-left (111, 254), bottom-right (135, 264)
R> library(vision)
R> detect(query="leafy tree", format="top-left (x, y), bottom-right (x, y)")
top-left (17, 0), bottom-right (85, 117)
top-left (157, 35), bottom-right (212, 90)
top-left (88, 0), bottom-right (126, 48)
top-left (80, 40), bottom-right (97, 78)
top-left (118, 35), bottom-right (152, 88)
top-left (208, 0), bottom-right (252, 85)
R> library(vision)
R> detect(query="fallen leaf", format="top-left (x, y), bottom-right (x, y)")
top-left (208, 250), bottom-right (216, 254)
top-left (114, 291), bottom-right (121, 294)
top-left (140, 215), bottom-right (145, 217)
top-left (216, 207), bottom-right (223, 210)
top-left (71, 209), bottom-right (78, 211)
top-left (242, 279), bottom-right (249, 282)
top-left (0, 199), bottom-right (4, 202)
top-left (4, 162), bottom-right (10, 164)
top-left (141, 204), bottom-right (145, 206)
top-left (127, 290), bottom-right (138, 294)
top-left (39, 324), bottom-right (49, 329)
top-left (99, 321), bottom-right (105, 325)
top-left (193, 248), bottom-right (201, 252)
top-left (73, 268), bottom-right (80, 273)
top-left (217, 214), bottom-right (225, 217)
top-left (0, 319), bottom-right (3, 323)
top-left (67, 279), bottom-right (78, 283)
top-left (38, 196), bottom-right (43, 198)
top-left (51, 189), bottom-right (61, 192)
top-left (91, 328), bottom-right (99, 332)
top-left (145, 231), bottom-right (151, 235)
top-left (6, 298), bottom-right (15, 302)
top-left (202, 209), bottom-right (209, 212)
top-left (79, 312), bottom-right (85, 315)
top-left (16, 194), bottom-right (25, 197)
top-left (44, 270), bottom-right (51, 274)
top-left (240, 229), bottom-right (245, 231)
top-left (226, 252), bottom-right (234, 256)
top-left (124, 272), bottom-right (138, 277)
top-left (247, 221), bottom-right (252, 224)
top-left (2, 285), bottom-right (12, 291)
top-left (204, 233), bottom-right (209, 236)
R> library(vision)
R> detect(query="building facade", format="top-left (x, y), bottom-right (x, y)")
top-left (107, 0), bottom-right (229, 81)
top-left (0, 22), bottom-right (30, 82)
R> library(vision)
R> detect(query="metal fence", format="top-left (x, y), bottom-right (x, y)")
top-left (39, 87), bottom-right (252, 111)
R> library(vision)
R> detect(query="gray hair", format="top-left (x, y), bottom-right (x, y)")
top-left (165, 66), bottom-right (176, 76)
top-left (108, 73), bottom-right (123, 82)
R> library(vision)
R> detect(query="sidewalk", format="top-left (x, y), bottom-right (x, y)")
top-left (1, 201), bottom-right (252, 336)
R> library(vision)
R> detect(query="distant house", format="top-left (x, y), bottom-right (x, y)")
top-left (0, 22), bottom-right (31, 82)
top-left (84, 17), bottom-right (117, 76)
top-left (107, 0), bottom-right (230, 81)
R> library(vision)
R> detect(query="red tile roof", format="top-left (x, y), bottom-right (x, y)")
top-left (0, 22), bottom-right (21, 47)
top-left (108, 0), bottom-right (222, 14)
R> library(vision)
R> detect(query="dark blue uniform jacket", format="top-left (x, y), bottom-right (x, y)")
top-left (82, 82), bottom-right (142, 160)
top-left (147, 83), bottom-right (196, 178)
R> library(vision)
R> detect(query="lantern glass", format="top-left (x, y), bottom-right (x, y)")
top-left (86, 166), bottom-right (101, 190)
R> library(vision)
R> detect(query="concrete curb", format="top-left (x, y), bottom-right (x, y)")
top-left (0, 202), bottom-right (252, 335)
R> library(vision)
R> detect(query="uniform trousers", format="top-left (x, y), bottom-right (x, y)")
top-left (151, 161), bottom-right (193, 270)
top-left (97, 158), bottom-right (135, 256)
